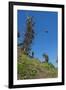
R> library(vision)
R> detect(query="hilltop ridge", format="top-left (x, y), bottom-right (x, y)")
top-left (17, 54), bottom-right (58, 80)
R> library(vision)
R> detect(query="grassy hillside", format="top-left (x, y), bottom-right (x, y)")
top-left (17, 54), bottom-right (58, 80)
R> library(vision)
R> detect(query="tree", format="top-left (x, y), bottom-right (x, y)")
top-left (32, 51), bottom-right (34, 58)
top-left (22, 16), bottom-right (35, 55)
top-left (43, 54), bottom-right (49, 63)
top-left (17, 32), bottom-right (23, 46)
top-left (18, 32), bottom-right (20, 38)
top-left (56, 56), bottom-right (58, 63)
top-left (17, 32), bottom-right (21, 46)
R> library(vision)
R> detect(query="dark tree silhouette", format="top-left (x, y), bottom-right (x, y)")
top-left (17, 32), bottom-right (23, 46)
top-left (56, 56), bottom-right (58, 63)
top-left (32, 51), bottom-right (34, 58)
top-left (43, 54), bottom-right (49, 63)
top-left (22, 16), bottom-right (35, 55)
top-left (18, 32), bottom-right (20, 38)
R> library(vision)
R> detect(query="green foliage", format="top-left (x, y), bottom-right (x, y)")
top-left (17, 54), bottom-right (58, 80)
top-left (32, 51), bottom-right (34, 58)
top-left (43, 53), bottom-right (49, 62)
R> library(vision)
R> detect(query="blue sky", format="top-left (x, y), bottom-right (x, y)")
top-left (17, 10), bottom-right (58, 67)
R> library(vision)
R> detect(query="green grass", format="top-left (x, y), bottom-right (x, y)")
top-left (17, 54), bottom-right (58, 80)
